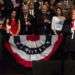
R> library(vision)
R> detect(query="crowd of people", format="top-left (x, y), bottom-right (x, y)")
top-left (0, 0), bottom-right (75, 74)
top-left (0, 0), bottom-right (66, 36)
top-left (0, 0), bottom-right (75, 63)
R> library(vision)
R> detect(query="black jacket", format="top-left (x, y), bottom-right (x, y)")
top-left (20, 13), bottom-right (35, 35)
top-left (62, 19), bottom-right (75, 52)
top-left (35, 11), bottom-right (54, 34)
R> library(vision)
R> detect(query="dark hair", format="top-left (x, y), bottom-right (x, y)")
top-left (9, 8), bottom-right (19, 21)
top-left (55, 7), bottom-right (63, 16)
top-left (10, 8), bottom-right (17, 15)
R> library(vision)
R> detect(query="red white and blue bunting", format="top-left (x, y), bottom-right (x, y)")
top-left (4, 34), bottom-right (63, 68)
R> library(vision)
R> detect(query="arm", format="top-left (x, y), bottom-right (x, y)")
top-left (51, 17), bottom-right (57, 34)
top-left (6, 19), bottom-right (11, 34)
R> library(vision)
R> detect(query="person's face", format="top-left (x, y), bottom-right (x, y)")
top-left (56, 8), bottom-right (62, 15)
top-left (42, 5), bottom-right (48, 13)
top-left (29, 3), bottom-right (33, 9)
top-left (44, 2), bottom-right (49, 7)
top-left (22, 5), bottom-right (29, 14)
top-left (72, 10), bottom-right (75, 20)
top-left (11, 11), bottom-right (16, 18)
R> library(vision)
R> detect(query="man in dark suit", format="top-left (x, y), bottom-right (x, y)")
top-left (35, 4), bottom-right (54, 34)
top-left (20, 4), bottom-right (35, 35)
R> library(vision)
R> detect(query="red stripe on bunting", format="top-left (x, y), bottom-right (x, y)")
top-left (43, 34), bottom-right (63, 61)
top-left (26, 35), bottom-right (40, 41)
top-left (4, 34), bottom-right (63, 68)
top-left (4, 42), bottom-right (32, 68)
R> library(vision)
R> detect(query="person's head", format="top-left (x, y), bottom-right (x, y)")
top-left (0, 0), bottom-right (4, 10)
top-left (28, 2), bottom-right (33, 9)
top-left (44, 1), bottom-right (49, 8)
top-left (41, 4), bottom-right (49, 13)
top-left (71, 8), bottom-right (75, 20)
top-left (22, 4), bottom-right (29, 15)
top-left (56, 7), bottom-right (63, 16)
top-left (11, 9), bottom-right (16, 18)
top-left (34, 2), bottom-right (39, 10)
